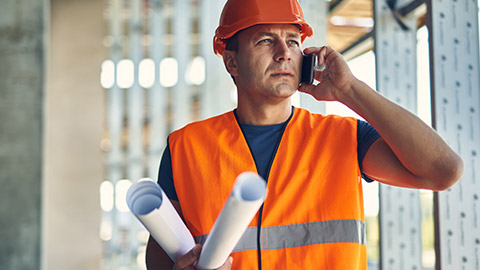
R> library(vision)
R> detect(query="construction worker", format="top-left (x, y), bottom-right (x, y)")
top-left (146, 0), bottom-right (464, 269)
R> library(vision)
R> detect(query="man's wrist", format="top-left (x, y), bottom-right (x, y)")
top-left (335, 78), bottom-right (363, 106)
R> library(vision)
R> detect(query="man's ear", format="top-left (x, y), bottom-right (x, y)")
top-left (222, 50), bottom-right (239, 77)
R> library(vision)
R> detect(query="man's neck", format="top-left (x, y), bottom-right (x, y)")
top-left (235, 99), bottom-right (293, 125)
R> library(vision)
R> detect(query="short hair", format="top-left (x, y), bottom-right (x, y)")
top-left (224, 32), bottom-right (240, 84)
top-left (225, 33), bottom-right (240, 52)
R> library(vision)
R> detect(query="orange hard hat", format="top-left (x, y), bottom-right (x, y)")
top-left (213, 0), bottom-right (314, 56)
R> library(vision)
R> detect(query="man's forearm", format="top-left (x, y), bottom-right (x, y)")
top-left (340, 79), bottom-right (464, 187)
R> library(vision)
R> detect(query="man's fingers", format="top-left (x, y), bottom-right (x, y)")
top-left (174, 244), bottom-right (201, 270)
top-left (303, 46), bottom-right (330, 66)
top-left (217, 256), bottom-right (233, 270)
top-left (227, 256), bottom-right (233, 267)
top-left (317, 46), bottom-right (328, 66)
top-left (298, 83), bottom-right (319, 99)
top-left (303, 46), bottom-right (324, 55)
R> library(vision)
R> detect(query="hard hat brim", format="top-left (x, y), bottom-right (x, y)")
top-left (213, 21), bottom-right (313, 56)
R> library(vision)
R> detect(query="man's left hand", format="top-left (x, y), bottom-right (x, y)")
top-left (298, 46), bottom-right (356, 102)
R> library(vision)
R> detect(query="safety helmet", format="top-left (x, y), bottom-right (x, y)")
top-left (213, 0), bottom-right (314, 56)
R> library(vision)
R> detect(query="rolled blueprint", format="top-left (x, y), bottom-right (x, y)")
top-left (126, 180), bottom-right (195, 261)
top-left (197, 172), bottom-right (267, 269)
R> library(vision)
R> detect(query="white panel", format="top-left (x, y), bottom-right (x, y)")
top-left (199, 0), bottom-right (235, 120)
top-left (172, 0), bottom-right (192, 130)
top-left (148, 0), bottom-right (168, 180)
top-left (374, 1), bottom-right (423, 269)
top-left (298, 0), bottom-right (327, 114)
top-left (428, 0), bottom-right (480, 268)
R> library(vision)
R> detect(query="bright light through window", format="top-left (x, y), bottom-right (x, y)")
top-left (101, 60), bottom-right (115, 89)
top-left (416, 26), bottom-right (432, 126)
top-left (100, 180), bottom-right (114, 212)
top-left (326, 51), bottom-right (376, 119)
top-left (330, 16), bottom-right (374, 28)
top-left (99, 220), bottom-right (112, 241)
top-left (160, 58), bottom-right (178, 87)
top-left (139, 58), bottom-right (155, 88)
top-left (117, 59), bottom-right (134, 88)
top-left (291, 92), bottom-right (300, 107)
top-left (230, 86), bottom-right (237, 104)
top-left (115, 179), bottom-right (132, 212)
top-left (186, 56), bottom-right (206, 85)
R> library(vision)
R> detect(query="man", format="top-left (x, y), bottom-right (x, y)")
top-left (146, 0), bottom-right (464, 269)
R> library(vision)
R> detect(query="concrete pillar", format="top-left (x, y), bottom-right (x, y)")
top-left (0, 0), bottom-right (46, 269)
top-left (43, 0), bottom-right (106, 269)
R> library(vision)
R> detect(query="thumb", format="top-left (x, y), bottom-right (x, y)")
top-left (174, 244), bottom-right (201, 269)
top-left (298, 83), bottom-right (319, 99)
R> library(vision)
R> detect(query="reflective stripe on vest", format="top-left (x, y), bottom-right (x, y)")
top-left (194, 219), bottom-right (365, 252)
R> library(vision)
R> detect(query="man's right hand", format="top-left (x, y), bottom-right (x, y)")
top-left (173, 244), bottom-right (233, 270)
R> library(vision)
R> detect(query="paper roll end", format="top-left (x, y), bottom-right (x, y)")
top-left (126, 180), bottom-right (164, 215)
top-left (233, 171), bottom-right (267, 202)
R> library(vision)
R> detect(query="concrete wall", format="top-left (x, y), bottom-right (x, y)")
top-left (43, 0), bottom-right (106, 269)
top-left (0, 0), bottom-right (46, 269)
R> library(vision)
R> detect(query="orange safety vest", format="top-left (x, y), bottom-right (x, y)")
top-left (169, 108), bottom-right (366, 269)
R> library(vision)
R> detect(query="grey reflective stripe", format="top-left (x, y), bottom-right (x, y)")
top-left (194, 219), bottom-right (365, 253)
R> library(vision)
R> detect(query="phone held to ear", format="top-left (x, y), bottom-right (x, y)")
top-left (300, 54), bottom-right (316, 85)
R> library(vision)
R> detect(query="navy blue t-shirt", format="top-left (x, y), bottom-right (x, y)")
top-left (158, 111), bottom-right (380, 201)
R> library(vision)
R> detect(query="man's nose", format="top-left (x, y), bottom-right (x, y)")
top-left (274, 42), bottom-right (292, 62)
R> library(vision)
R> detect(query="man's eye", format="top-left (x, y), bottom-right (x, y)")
top-left (289, 40), bottom-right (300, 46)
top-left (257, 39), bottom-right (272, 44)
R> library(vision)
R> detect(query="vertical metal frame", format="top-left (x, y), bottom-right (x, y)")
top-left (126, 0), bottom-right (144, 264)
top-left (374, 0), bottom-right (423, 269)
top-left (106, 0), bottom-right (124, 268)
top-left (148, 0), bottom-right (167, 180)
top-left (172, 0), bottom-right (192, 130)
top-left (427, 0), bottom-right (480, 269)
top-left (199, 0), bottom-right (235, 120)
top-left (127, 0), bottom-right (144, 187)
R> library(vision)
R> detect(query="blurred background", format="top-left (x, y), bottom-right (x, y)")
top-left (0, 0), bottom-right (479, 269)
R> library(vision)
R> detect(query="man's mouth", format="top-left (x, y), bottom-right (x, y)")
top-left (271, 71), bottom-right (294, 77)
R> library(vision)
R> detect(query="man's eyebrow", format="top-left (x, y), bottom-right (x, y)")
top-left (287, 32), bottom-right (301, 39)
top-left (253, 32), bottom-right (301, 39)
top-left (253, 32), bottom-right (276, 39)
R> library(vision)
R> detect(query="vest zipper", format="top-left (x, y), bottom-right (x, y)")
top-left (235, 107), bottom-right (295, 270)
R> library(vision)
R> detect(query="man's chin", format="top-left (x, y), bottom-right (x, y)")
top-left (274, 83), bottom-right (298, 94)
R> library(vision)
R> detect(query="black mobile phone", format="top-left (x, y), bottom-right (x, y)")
top-left (300, 54), bottom-right (316, 85)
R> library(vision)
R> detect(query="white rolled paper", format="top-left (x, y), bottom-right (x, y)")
top-left (126, 180), bottom-right (195, 261)
top-left (197, 171), bottom-right (267, 269)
